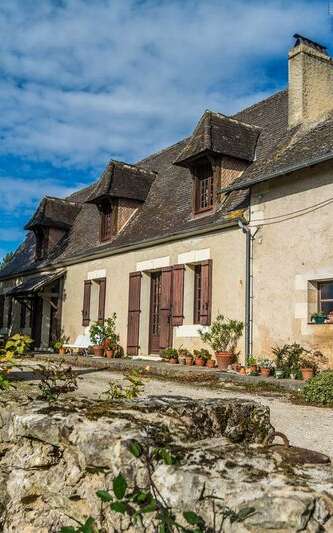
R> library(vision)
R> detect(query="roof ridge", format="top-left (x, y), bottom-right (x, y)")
top-left (110, 159), bottom-right (157, 175)
top-left (233, 89), bottom-right (288, 118)
top-left (136, 136), bottom-right (190, 164)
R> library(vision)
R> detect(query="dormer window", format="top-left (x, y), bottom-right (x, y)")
top-left (100, 200), bottom-right (114, 242)
top-left (193, 159), bottom-right (214, 214)
top-left (35, 227), bottom-right (49, 261)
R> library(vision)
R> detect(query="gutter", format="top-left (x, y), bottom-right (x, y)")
top-left (220, 151), bottom-right (333, 193)
top-left (0, 218), bottom-right (239, 282)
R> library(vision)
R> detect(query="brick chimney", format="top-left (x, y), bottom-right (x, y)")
top-left (288, 34), bottom-right (333, 128)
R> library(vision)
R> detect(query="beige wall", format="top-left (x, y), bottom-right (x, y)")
top-left (251, 161), bottom-right (333, 366)
top-left (62, 227), bottom-right (246, 358)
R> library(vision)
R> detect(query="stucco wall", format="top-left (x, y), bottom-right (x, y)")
top-left (251, 161), bottom-right (333, 366)
top-left (62, 227), bottom-right (246, 358)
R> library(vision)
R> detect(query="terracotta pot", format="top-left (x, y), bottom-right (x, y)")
top-left (106, 349), bottom-right (114, 359)
top-left (239, 367), bottom-right (246, 375)
top-left (185, 356), bottom-right (193, 366)
top-left (234, 363), bottom-right (241, 372)
top-left (93, 345), bottom-right (105, 357)
top-left (169, 358), bottom-right (178, 364)
top-left (178, 357), bottom-right (186, 365)
top-left (260, 367), bottom-right (270, 377)
top-left (59, 347), bottom-right (65, 356)
top-left (206, 359), bottom-right (216, 369)
top-left (301, 368), bottom-right (314, 380)
top-left (250, 365), bottom-right (258, 373)
top-left (195, 357), bottom-right (205, 367)
top-left (215, 351), bottom-right (234, 370)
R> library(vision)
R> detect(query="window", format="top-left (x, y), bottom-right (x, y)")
top-left (35, 227), bottom-right (49, 260)
top-left (193, 264), bottom-right (202, 324)
top-left (100, 200), bottom-right (113, 242)
top-left (318, 281), bottom-right (333, 316)
top-left (193, 160), bottom-right (214, 214)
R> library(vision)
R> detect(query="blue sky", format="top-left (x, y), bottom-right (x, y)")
top-left (0, 0), bottom-right (331, 260)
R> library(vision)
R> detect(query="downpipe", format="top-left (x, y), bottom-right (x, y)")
top-left (238, 220), bottom-right (253, 365)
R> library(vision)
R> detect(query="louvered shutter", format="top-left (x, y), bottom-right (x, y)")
top-left (199, 260), bottom-right (212, 325)
top-left (82, 280), bottom-right (92, 326)
top-left (159, 267), bottom-right (173, 350)
top-left (127, 272), bottom-right (142, 355)
top-left (98, 278), bottom-right (106, 324)
top-left (172, 264), bottom-right (185, 326)
top-left (0, 295), bottom-right (4, 328)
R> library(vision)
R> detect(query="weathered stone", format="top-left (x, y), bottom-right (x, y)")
top-left (0, 390), bottom-right (330, 532)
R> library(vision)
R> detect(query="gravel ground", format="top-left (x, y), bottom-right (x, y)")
top-left (16, 362), bottom-right (333, 459)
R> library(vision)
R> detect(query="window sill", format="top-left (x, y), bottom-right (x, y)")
top-left (307, 322), bottom-right (333, 325)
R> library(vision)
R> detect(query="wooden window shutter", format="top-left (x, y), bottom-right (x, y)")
top-left (172, 264), bottom-right (185, 326)
top-left (82, 280), bottom-right (92, 327)
top-left (7, 297), bottom-right (12, 329)
top-left (127, 272), bottom-right (142, 355)
top-left (0, 295), bottom-right (4, 328)
top-left (98, 278), bottom-right (106, 324)
top-left (159, 267), bottom-right (173, 350)
top-left (199, 260), bottom-right (212, 325)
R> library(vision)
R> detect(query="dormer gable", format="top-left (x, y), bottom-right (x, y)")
top-left (86, 160), bottom-right (156, 242)
top-left (25, 196), bottom-right (81, 260)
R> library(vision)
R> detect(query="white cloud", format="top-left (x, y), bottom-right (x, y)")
top-left (0, 0), bottom-right (329, 167)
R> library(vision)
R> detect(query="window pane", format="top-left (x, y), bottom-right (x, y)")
top-left (320, 281), bottom-right (333, 300)
top-left (320, 301), bottom-right (333, 316)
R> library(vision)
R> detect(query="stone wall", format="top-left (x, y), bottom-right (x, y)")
top-left (0, 392), bottom-right (331, 531)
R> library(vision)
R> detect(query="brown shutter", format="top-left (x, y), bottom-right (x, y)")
top-left (0, 295), bottom-right (4, 328)
top-left (82, 280), bottom-right (92, 326)
top-left (97, 278), bottom-right (106, 324)
top-left (159, 267), bottom-right (173, 350)
top-left (172, 264), bottom-right (185, 326)
top-left (199, 260), bottom-right (212, 325)
top-left (7, 297), bottom-right (12, 329)
top-left (127, 272), bottom-right (142, 355)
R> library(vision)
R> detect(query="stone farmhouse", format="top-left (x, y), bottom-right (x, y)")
top-left (1, 34), bottom-right (333, 366)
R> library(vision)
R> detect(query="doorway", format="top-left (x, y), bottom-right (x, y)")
top-left (149, 271), bottom-right (161, 353)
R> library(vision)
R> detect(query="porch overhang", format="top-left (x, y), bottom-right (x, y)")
top-left (7, 271), bottom-right (65, 298)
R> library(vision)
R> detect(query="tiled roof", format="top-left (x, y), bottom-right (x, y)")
top-left (174, 110), bottom-right (260, 166)
top-left (24, 196), bottom-right (81, 231)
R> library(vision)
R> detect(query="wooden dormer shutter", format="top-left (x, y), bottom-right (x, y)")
top-left (127, 272), bottom-right (142, 355)
top-left (98, 278), bottom-right (106, 324)
top-left (172, 264), bottom-right (185, 326)
top-left (199, 260), bottom-right (212, 325)
top-left (82, 280), bottom-right (92, 327)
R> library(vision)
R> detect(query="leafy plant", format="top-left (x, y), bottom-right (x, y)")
top-left (4, 333), bottom-right (33, 356)
top-left (300, 351), bottom-right (328, 373)
top-left (52, 334), bottom-right (69, 352)
top-left (193, 349), bottom-right (211, 361)
top-left (247, 356), bottom-right (257, 366)
top-left (311, 311), bottom-right (326, 321)
top-left (303, 371), bottom-right (333, 405)
top-left (103, 314), bottom-right (120, 349)
top-left (272, 343), bottom-right (307, 379)
top-left (258, 358), bottom-right (274, 369)
top-left (35, 361), bottom-right (78, 402)
top-left (199, 314), bottom-right (244, 353)
top-left (177, 346), bottom-right (192, 358)
top-left (89, 322), bottom-right (107, 346)
top-left (161, 348), bottom-right (178, 360)
top-left (100, 370), bottom-right (144, 400)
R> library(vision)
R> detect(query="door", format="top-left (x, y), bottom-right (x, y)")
top-left (149, 272), bottom-right (161, 353)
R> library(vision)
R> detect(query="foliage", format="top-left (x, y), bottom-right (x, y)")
top-left (303, 371), bottom-right (333, 405)
top-left (35, 361), bottom-right (78, 402)
top-left (161, 348), bottom-right (178, 360)
top-left (100, 370), bottom-right (144, 400)
top-left (272, 343), bottom-right (307, 379)
top-left (258, 358), bottom-right (274, 369)
top-left (199, 314), bottom-right (244, 353)
top-left (4, 333), bottom-right (33, 356)
top-left (103, 313), bottom-right (120, 348)
top-left (0, 333), bottom-right (33, 391)
top-left (60, 440), bottom-right (255, 533)
top-left (52, 334), bottom-right (70, 352)
top-left (311, 311), bottom-right (326, 322)
top-left (0, 251), bottom-right (15, 271)
top-left (177, 346), bottom-right (192, 358)
top-left (89, 321), bottom-right (107, 346)
top-left (247, 356), bottom-right (257, 366)
top-left (193, 349), bottom-right (211, 361)
top-left (300, 351), bottom-right (328, 373)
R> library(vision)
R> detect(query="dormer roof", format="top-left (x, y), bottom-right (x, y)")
top-left (174, 110), bottom-right (261, 167)
top-left (24, 196), bottom-right (81, 231)
top-left (85, 160), bottom-right (157, 205)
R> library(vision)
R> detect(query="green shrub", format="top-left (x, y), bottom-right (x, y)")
top-left (303, 371), bottom-right (333, 405)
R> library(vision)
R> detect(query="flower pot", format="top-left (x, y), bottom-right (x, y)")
top-left (195, 357), bottom-right (205, 367)
top-left (260, 367), bottom-right (270, 377)
top-left (178, 356), bottom-right (186, 365)
top-left (301, 368), bottom-right (314, 380)
top-left (185, 356), bottom-right (193, 366)
top-left (233, 363), bottom-right (241, 372)
top-left (169, 357), bottom-right (178, 364)
top-left (275, 369), bottom-right (284, 379)
top-left (59, 347), bottom-right (65, 356)
top-left (313, 316), bottom-right (326, 324)
top-left (215, 351), bottom-right (234, 370)
top-left (206, 359), bottom-right (216, 369)
top-left (93, 345), bottom-right (105, 357)
top-left (106, 349), bottom-right (114, 359)
top-left (250, 365), bottom-right (257, 373)
top-left (239, 367), bottom-right (246, 375)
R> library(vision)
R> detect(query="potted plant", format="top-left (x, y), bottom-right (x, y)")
top-left (185, 353), bottom-right (194, 366)
top-left (300, 357), bottom-right (316, 380)
top-left (206, 355), bottom-right (216, 369)
top-left (193, 349), bottom-right (210, 367)
top-left (178, 347), bottom-right (191, 365)
top-left (247, 356), bottom-right (257, 373)
top-left (103, 314), bottom-right (120, 358)
top-left (89, 322), bottom-right (107, 357)
top-left (161, 348), bottom-right (178, 364)
top-left (199, 314), bottom-right (244, 370)
top-left (52, 335), bottom-right (69, 356)
top-left (299, 350), bottom-right (328, 380)
top-left (239, 366), bottom-right (246, 375)
top-left (258, 358), bottom-right (274, 377)
top-left (311, 312), bottom-right (326, 324)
